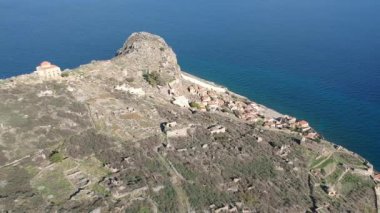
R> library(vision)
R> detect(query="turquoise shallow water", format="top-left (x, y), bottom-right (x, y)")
top-left (1, 0), bottom-right (379, 168)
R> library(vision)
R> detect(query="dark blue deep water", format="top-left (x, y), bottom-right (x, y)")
top-left (1, 0), bottom-right (380, 168)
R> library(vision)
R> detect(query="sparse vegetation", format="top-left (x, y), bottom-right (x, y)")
top-left (225, 157), bottom-right (276, 180)
top-left (152, 182), bottom-right (178, 212)
top-left (143, 71), bottom-right (165, 86)
top-left (189, 101), bottom-right (201, 109)
top-left (249, 157), bottom-right (276, 179)
top-left (173, 162), bottom-right (197, 180)
top-left (184, 182), bottom-right (233, 211)
top-left (310, 155), bottom-right (329, 168)
top-left (92, 184), bottom-right (110, 197)
top-left (31, 166), bottom-right (75, 204)
top-left (335, 152), bottom-right (365, 167)
top-left (340, 173), bottom-right (375, 195)
top-left (326, 166), bottom-right (344, 184)
top-left (61, 72), bottom-right (70, 77)
top-left (49, 151), bottom-right (64, 163)
top-left (125, 200), bottom-right (152, 213)
top-left (79, 156), bottom-right (110, 177)
top-left (65, 130), bottom-right (114, 159)
top-left (255, 119), bottom-right (265, 126)
top-left (315, 156), bottom-right (334, 169)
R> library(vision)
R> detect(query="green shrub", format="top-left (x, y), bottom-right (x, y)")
top-left (189, 102), bottom-right (201, 109)
top-left (255, 119), bottom-right (264, 126)
top-left (49, 151), bottom-right (64, 163)
top-left (61, 72), bottom-right (69, 77)
top-left (143, 71), bottom-right (165, 86)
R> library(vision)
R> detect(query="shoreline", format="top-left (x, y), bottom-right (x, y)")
top-left (179, 70), bottom-right (377, 174)
top-left (181, 70), bottom-right (284, 119)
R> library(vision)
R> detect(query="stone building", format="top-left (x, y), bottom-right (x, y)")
top-left (34, 61), bottom-right (62, 80)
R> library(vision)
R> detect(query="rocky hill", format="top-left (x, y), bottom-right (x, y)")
top-left (0, 32), bottom-right (379, 212)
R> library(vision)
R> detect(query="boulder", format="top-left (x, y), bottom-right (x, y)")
top-left (172, 96), bottom-right (189, 107)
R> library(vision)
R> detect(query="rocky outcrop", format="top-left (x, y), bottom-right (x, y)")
top-left (116, 32), bottom-right (181, 83)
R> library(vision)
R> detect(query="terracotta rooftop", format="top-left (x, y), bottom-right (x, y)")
top-left (40, 61), bottom-right (52, 68)
top-left (298, 120), bottom-right (309, 125)
top-left (374, 173), bottom-right (380, 180)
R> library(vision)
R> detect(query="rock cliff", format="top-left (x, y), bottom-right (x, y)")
top-left (0, 32), bottom-right (378, 212)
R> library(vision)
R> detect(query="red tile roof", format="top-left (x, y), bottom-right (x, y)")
top-left (374, 174), bottom-right (380, 180)
top-left (298, 120), bottom-right (309, 125)
top-left (40, 61), bottom-right (52, 68)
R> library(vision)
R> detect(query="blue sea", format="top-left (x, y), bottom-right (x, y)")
top-left (1, 0), bottom-right (379, 168)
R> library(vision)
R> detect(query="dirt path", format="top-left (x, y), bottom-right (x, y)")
top-left (0, 154), bottom-right (30, 169)
top-left (0, 149), bottom-right (46, 169)
top-left (156, 152), bottom-right (191, 213)
top-left (312, 153), bottom-right (334, 169)
top-left (336, 169), bottom-right (348, 183)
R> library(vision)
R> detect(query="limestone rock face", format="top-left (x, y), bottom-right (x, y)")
top-left (116, 32), bottom-right (181, 82)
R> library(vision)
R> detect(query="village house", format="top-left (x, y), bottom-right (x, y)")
top-left (241, 111), bottom-right (259, 122)
top-left (195, 87), bottom-right (208, 96)
top-left (264, 118), bottom-right (277, 128)
top-left (184, 82), bottom-right (324, 143)
top-left (306, 132), bottom-right (320, 141)
top-left (227, 102), bottom-right (239, 111)
top-left (286, 116), bottom-right (297, 125)
top-left (373, 173), bottom-right (380, 182)
top-left (34, 61), bottom-right (62, 80)
top-left (207, 90), bottom-right (219, 100)
top-left (296, 120), bottom-right (310, 131)
top-left (244, 103), bottom-right (259, 113)
top-left (201, 95), bottom-right (211, 103)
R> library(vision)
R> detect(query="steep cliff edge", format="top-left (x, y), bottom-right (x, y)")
top-left (0, 32), bottom-right (378, 212)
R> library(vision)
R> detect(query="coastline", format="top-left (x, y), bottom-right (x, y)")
top-left (181, 70), bottom-right (284, 119)
top-left (181, 70), bottom-right (373, 159)
top-left (181, 70), bottom-right (377, 170)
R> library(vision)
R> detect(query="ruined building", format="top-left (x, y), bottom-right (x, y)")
top-left (34, 61), bottom-right (62, 80)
